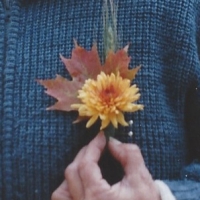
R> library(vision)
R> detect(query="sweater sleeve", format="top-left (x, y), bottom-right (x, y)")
top-left (163, 4), bottom-right (200, 197)
top-left (164, 179), bottom-right (200, 200)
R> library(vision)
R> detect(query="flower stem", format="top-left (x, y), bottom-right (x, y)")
top-left (103, 123), bottom-right (116, 143)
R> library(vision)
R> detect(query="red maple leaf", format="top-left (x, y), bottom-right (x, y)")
top-left (60, 42), bottom-right (101, 82)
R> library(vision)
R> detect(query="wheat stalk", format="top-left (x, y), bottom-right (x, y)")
top-left (103, 0), bottom-right (118, 59)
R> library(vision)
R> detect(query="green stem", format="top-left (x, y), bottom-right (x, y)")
top-left (103, 123), bottom-right (116, 143)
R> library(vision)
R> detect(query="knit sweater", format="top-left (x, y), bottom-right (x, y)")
top-left (0, 0), bottom-right (200, 199)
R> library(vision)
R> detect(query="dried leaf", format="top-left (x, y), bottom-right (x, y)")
top-left (37, 75), bottom-right (82, 111)
top-left (60, 43), bottom-right (102, 82)
top-left (103, 47), bottom-right (140, 80)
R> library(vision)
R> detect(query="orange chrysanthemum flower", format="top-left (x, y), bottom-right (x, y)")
top-left (71, 72), bottom-right (143, 130)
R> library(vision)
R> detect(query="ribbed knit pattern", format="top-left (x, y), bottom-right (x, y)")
top-left (0, 2), bottom-right (4, 199)
top-left (2, 1), bottom-right (22, 199)
top-left (0, 0), bottom-right (200, 199)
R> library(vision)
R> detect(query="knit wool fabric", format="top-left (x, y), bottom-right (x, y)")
top-left (0, 0), bottom-right (200, 199)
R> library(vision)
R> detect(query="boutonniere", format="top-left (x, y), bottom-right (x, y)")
top-left (38, 0), bottom-right (143, 139)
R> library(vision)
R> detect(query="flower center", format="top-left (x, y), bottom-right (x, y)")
top-left (100, 84), bottom-right (117, 104)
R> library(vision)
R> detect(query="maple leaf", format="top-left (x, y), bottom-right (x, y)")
top-left (103, 45), bottom-right (140, 80)
top-left (60, 42), bottom-right (102, 82)
top-left (37, 43), bottom-right (103, 112)
top-left (37, 75), bottom-right (82, 111)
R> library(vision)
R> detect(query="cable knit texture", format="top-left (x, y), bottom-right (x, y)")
top-left (0, 0), bottom-right (200, 199)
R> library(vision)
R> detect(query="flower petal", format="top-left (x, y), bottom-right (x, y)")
top-left (86, 114), bottom-right (99, 128)
top-left (117, 112), bottom-right (128, 126)
top-left (100, 118), bottom-right (110, 130)
top-left (110, 115), bottom-right (118, 128)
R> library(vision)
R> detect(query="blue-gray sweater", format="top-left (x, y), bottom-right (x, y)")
top-left (0, 0), bottom-right (200, 199)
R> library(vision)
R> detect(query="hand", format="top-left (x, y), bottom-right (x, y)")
top-left (52, 132), bottom-right (161, 200)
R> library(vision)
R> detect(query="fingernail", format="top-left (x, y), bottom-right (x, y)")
top-left (109, 137), bottom-right (121, 145)
top-left (97, 131), bottom-right (104, 138)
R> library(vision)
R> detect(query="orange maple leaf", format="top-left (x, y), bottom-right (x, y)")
top-left (38, 43), bottom-right (140, 113)
top-left (103, 45), bottom-right (140, 80)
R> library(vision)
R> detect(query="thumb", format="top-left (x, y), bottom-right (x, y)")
top-left (51, 180), bottom-right (71, 200)
top-left (108, 137), bottom-right (145, 175)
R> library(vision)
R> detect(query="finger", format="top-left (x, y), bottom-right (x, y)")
top-left (84, 131), bottom-right (106, 162)
top-left (65, 146), bottom-right (87, 200)
top-left (108, 137), bottom-right (145, 175)
top-left (73, 146), bottom-right (87, 163)
top-left (51, 180), bottom-right (72, 200)
top-left (78, 132), bottom-right (107, 188)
